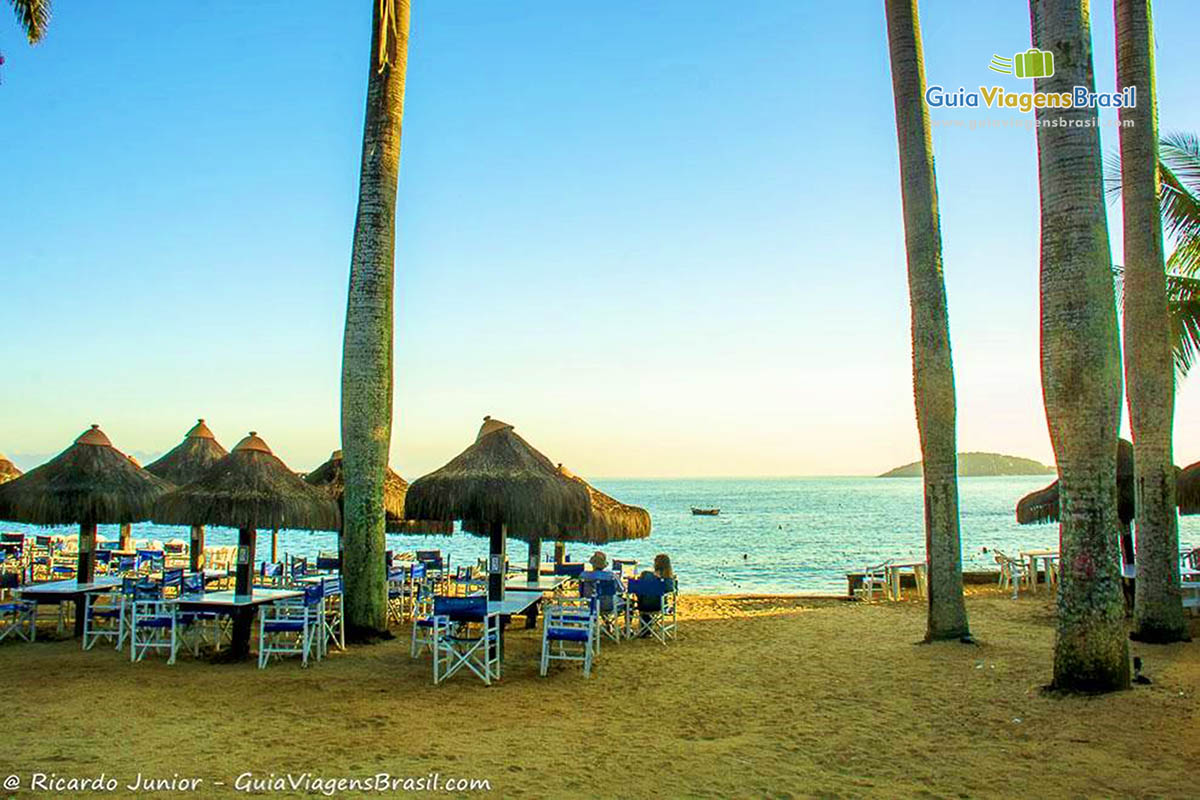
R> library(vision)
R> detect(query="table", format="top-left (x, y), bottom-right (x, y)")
top-left (16, 577), bottom-right (125, 637)
top-left (169, 589), bottom-right (303, 660)
top-left (505, 575), bottom-right (573, 594)
top-left (1020, 548), bottom-right (1060, 594)
top-left (884, 560), bottom-right (927, 601)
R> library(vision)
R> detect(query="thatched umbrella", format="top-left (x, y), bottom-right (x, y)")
top-left (543, 463), bottom-right (652, 576)
top-left (145, 419), bottom-right (229, 570)
top-left (1177, 460), bottom-right (1200, 516)
top-left (405, 416), bottom-right (590, 600)
top-left (154, 431), bottom-right (340, 659)
top-left (0, 425), bottom-right (173, 633)
top-left (0, 453), bottom-right (21, 485)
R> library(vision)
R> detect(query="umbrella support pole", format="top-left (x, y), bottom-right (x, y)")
top-left (230, 526), bottom-right (257, 661)
top-left (488, 523), bottom-right (507, 661)
top-left (190, 525), bottom-right (205, 572)
top-left (524, 537), bottom-right (541, 628)
top-left (554, 541), bottom-right (565, 567)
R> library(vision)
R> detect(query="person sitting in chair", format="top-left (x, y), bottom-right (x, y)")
top-left (634, 553), bottom-right (675, 635)
top-left (581, 551), bottom-right (622, 613)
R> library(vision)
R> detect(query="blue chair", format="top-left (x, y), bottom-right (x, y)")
top-left (553, 563), bottom-right (585, 578)
top-left (130, 581), bottom-right (177, 664)
top-left (579, 572), bottom-right (627, 649)
top-left (431, 595), bottom-right (500, 685)
top-left (257, 584), bottom-right (323, 669)
top-left (627, 576), bottom-right (678, 644)
top-left (161, 567), bottom-right (184, 597)
top-left (540, 596), bottom-right (596, 678)
top-left (416, 550), bottom-right (446, 576)
top-left (114, 555), bottom-right (136, 575)
top-left (136, 549), bottom-right (165, 576)
top-left (409, 581), bottom-right (440, 658)
top-left (176, 573), bottom-right (223, 656)
top-left (289, 556), bottom-right (309, 584)
top-left (315, 552), bottom-right (340, 573)
top-left (0, 596), bottom-right (36, 644)
top-left (257, 561), bottom-right (284, 588)
top-left (320, 576), bottom-right (345, 654)
top-left (82, 581), bottom-right (124, 650)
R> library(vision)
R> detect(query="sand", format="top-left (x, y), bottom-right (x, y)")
top-left (2, 587), bottom-right (1198, 799)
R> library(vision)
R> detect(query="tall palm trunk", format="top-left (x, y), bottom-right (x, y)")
top-left (884, 0), bottom-right (970, 642)
top-left (1030, 0), bottom-right (1130, 692)
top-left (341, 0), bottom-right (410, 639)
top-left (1116, 0), bottom-right (1187, 643)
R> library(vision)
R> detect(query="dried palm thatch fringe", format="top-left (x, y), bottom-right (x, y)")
top-left (154, 432), bottom-right (340, 532)
top-left (1016, 439), bottom-right (1137, 525)
top-left (405, 417), bottom-right (590, 536)
top-left (0, 453), bottom-right (21, 485)
top-left (305, 450), bottom-right (454, 535)
top-left (144, 419), bottom-right (229, 486)
top-left (550, 463), bottom-right (651, 545)
top-left (1178, 460), bottom-right (1200, 516)
top-left (0, 425), bottom-right (173, 525)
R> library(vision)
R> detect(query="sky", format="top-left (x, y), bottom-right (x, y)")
top-left (3, 1), bottom-right (1200, 479)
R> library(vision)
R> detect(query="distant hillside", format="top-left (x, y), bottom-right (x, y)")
top-left (879, 452), bottom-right (1055, 478)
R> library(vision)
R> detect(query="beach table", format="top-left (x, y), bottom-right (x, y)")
top-left (884, 560), bottom-right (927, 601)
top-left (441, 590), bottom-right (544, 683)
top-left (1020, 548), bottom-right (1060, 594)
top-left (168, 588), bottom-right (303, 660)
top-left (505, 574), bottom-right (573, 628)
top-left (16, 577), bottom-right (124, 637)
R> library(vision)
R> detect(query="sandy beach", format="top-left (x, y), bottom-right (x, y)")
top-left (3, 586), bottom-right (1197, 799)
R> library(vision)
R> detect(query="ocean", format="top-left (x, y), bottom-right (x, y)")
top-left (10, 476), bottom-right (1197, 594)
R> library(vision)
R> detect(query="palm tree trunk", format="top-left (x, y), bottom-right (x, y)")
top-left (884, 0), bottom-right (970, 642)
top-left (341, 0), bottom-right (410, 640)
top-left (1116, 0), bottom-right (1187, 643)
top-left (1030, 0), bottom-right (1130, 692)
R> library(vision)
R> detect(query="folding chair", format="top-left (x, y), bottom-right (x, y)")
top-left (994, 551), bottom-right (1029, 599)
top-left (257, 561), bottom-right (284, 588)
top-left (580, 573), bottom-right (626, 650)
top-left (432, 596), bottom-right (500, 685)
top-left (0, 596), bottom-right (36, 644)
top-left (320, 575), bottom-right (345, 654)
top-left (82, 582), bottom-right (124, 650)
top-left (540, 596), bottom-right (596, 678)
top-left (176, 573), bottom-right (225, 656)
top-left (136, 549), bottom-right (165, 576)
top-left (315, 552), bottom-right (340, 573)
top-left (130, 582), bottom-right (178, 664)
top-left (288, 556), bottom-right (309, 585)
top-left (257, 584), bottom-right (323, 669)
top-left (161, 567), bottom-right (184, 598)
top-left (627, 576), bottom-right (678, 644)
top-left (410, 581), bottom-right (439, 657)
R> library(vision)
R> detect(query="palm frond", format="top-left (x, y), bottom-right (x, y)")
top-left (1159, 132), bottom-right (1200, 260)
top-left (1167, 273), bottom-right (1200, 376)
top-left (8, 0), bottom-right (50, 44)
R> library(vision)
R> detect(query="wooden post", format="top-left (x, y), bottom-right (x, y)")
top-left (488, 522), bottom-right (506, 601)
top-left (119, 523), bottom-right (132, 551)
top-left (527, 537), bottom-right (541, 583)
top-left (75, 522), bottom-right (97, 637)
top-left (554, 541), bottom-right (566, 567)
top-left (189, 524), bottom-right (205, 572)
top-left (230, 526), bottom-right (257, 660)
top-left (271, 528), bottom-right (279, 563)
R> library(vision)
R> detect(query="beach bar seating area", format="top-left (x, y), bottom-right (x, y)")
top-left (0, 417), bottom-right (674, 681)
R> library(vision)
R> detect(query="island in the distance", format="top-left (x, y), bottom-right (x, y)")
top-left (878, 452), bottom-right (1055, 478)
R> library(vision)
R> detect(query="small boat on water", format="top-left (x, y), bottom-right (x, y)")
top-left (691, 507), bottom-right (720, 516)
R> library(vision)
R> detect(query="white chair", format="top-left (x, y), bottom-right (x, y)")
top-left (994, 551), bottom-right (1029, 599)
top-left (320, 576), bottom-right (345, 654)
top-left (540, 597), bottom-right (596, 678)
top-left (130, 584), bottom-right (178, 664)
top-left (410, 581), bottom-right (439, 658)
top-left (0, 597), bottom-right (36, 643)
top-left (432, 596), bottom-right (500, 686)
top-left (81, 585), bottom-right (123, 650)
top-left (856, 562), bottom-right (891, 602)
top-left (257, 584), bottom-right (323, 669)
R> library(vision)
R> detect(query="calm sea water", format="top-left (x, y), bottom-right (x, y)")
top-left (11, 476), bottom-right (1199, 594)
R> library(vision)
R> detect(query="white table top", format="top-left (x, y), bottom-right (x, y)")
top-left (1020, 548), bottom-right (1060, 557)
top-left (504, 575), bottom-right (572, 593)
top-left (169, 588), bottom-right (302, 608)
top-left (17, 577), bottom-right (123, 597)
top-left (488, 590), bottom-right (544, 616)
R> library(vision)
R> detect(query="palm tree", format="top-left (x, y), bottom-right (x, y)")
top-left (1110, 133), bottom-right (1200, 375)
top-left (1116, 0), bottom-right (1187, 643)
top-left (8, 0), bottom-right (50, 43)
top-left (884, 0), bottom-right (970, 642)
top-left (1030, 0), bottom-right (1129, 692)
top-left (341, 0), bottom-right (410, 640)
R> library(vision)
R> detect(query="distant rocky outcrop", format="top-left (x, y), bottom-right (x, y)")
top-left (879, 452), bottom-right (1055, 478)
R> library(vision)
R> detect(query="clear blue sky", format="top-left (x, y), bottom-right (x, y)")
top-left (3, 1), bottom-right (1200, 478)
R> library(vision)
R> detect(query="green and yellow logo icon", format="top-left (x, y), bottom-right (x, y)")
top-left (989, 48), bottom-right (1055, 79)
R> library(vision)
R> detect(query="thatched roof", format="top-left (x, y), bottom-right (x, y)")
top-left (552, 464), bottom-right (651, 544)
top-left (153, 432), bottom-right (340, 531)
top-left (304, 450), bottom-right (408, 520)
top-left (404, 417), bottom-right (590, 537)
top-left (1177, 460), bottom-right (1200, 516)
top-left (1016, 439), bottom-right (1136, 525)
top-left (145, 419), bottom-right (229, 486)
top-left (0, 425), bottom-right (174, 526)
top-left (0, 453), bottom-right (21, 485)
